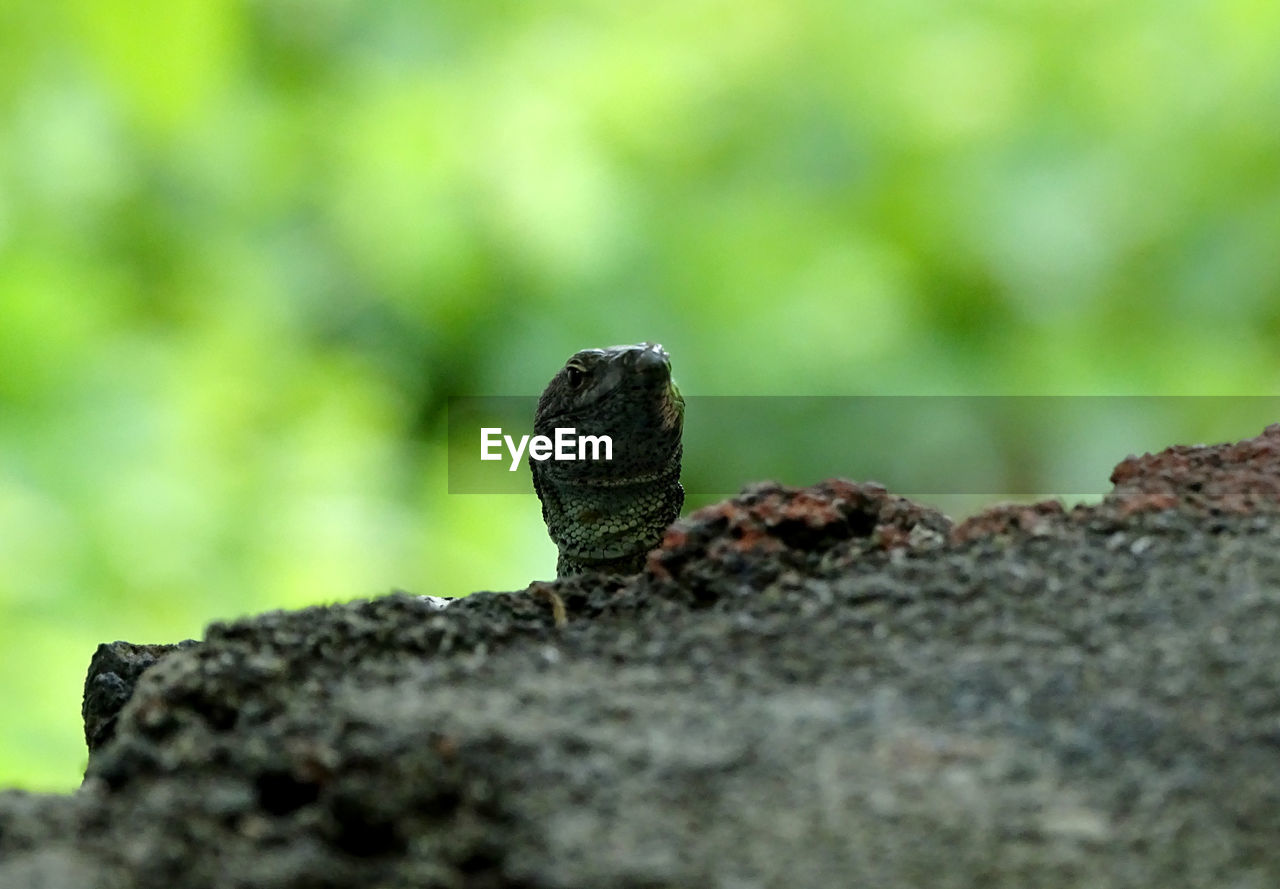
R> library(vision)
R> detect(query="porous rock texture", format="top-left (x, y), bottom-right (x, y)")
top-left (5, 426), bottom-right (1280, 888)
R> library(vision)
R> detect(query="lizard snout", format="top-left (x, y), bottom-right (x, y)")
top-left (632, 342), bottom-right (670, 375)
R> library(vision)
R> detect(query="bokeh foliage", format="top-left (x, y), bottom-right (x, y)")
top-left (2, 0), bottom-right (1279, 789)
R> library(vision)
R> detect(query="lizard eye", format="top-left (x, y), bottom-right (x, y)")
top-left (565, 364), bottom-right (586, 389)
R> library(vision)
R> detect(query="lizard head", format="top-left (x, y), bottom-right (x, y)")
top-left (533, 343), bottom-right (684, 482)
top-left (535, 342), bottom-right (683, 433)
top-left (532, 342), bottom-right (686, 574)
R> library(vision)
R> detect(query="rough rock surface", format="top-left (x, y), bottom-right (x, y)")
top-left (5, 426), bottom-right (1280, 888)
top-left (82, 641), bottom-right (199, 754)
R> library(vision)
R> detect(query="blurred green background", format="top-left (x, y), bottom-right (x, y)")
top-left (2, 0), bottom-right (1279, 791)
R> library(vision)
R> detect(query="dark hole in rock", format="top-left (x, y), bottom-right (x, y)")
top-left (328, 795), bottom-right (406, 857)
top-left (255, 770), bottom-right (320, 816)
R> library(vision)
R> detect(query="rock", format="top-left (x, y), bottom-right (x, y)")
top-left (3, 426), bottom-right (1280, 888)
top-left (83, 641), bottom-right (198, 755)
top-left (1106, 422), bottom-right (1280, 516)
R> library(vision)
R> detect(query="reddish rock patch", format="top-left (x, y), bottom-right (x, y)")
top-left (1105, 422), bottom-right (1280, 516)
top-left (950, 423), bottom-right (1280, 541)
top-left (950, 499), bottom-right (1068, 544)
top-left (647, 479), bottom-right (951, 583)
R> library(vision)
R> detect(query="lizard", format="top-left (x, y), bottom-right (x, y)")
top-left (531, 342), bottom-right (685, 578)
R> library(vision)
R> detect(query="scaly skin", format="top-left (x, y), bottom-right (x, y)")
top-left (532, 343), bottom-right (684, 577)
